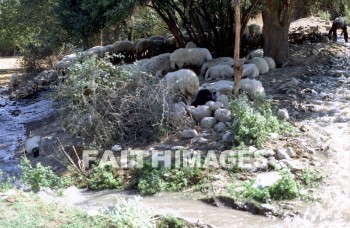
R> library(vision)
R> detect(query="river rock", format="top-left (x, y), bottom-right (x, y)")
top-left (283, 159), bottom-right (304, 171)
top-left (277, 108), bottom-right (290, 120)
top-left (214, 122), bottom-right (226, 132)
top-left (260, 204), bottom-right (276, 214)
top-left (182, 129), bottom-right (198, 139)
top-left (192, 136), bottom-right (208, 144)
top-left (222, 131), bottom-right (234, 142)
top-left (277, 148), bottom-right (291, 160)
top-left (253, 158), bottom-right (268, 170)
top-left (252, 172), bottom-right (281, 189)
top-left (214, 109), bottom-right (231, 122)
top-left (216, 95), bottom-right (230, 109)
top-left (200, 117), bottom-right (217, 129)
top-left (190, 105), bottom-right (212, 122)
top-left (208, 101), bottom-right (224, 111)
top-left (286, 147), bottom-right (296, 157)
top-left (241, 163), bottom-right (258, 173)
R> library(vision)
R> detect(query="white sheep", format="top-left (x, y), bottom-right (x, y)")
top-left (170, 48), bottom-right (212, 69)
top-left (246, 57), bottom-right (269, 74)
top-left (164, 69), bottom-right (199, 104)
top-left (205, 65), bottom-right (234, 80)
top-left (240, 78), bottom-right (265, 98)
top-left (263, 57), bottom-right (276, 70)
top-left (185, 42), bottom-right (197, 48)
top-left (200, 57), bottom-right (234, 76)
top-left (242, 63), bottom-right (259, 78)
top-left (246, 49), bottom-right (264, 59)
top-left (9, 74), bottom-right (19, 88)
top-left (141, 53), bottom-right (172, 76)
top-left (25, 136), bottom-right (41, 157)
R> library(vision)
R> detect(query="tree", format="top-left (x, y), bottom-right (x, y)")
top-left (233, 0), bottom-right (243, 97)
top-left (262, 0), bottom-right (294, 67)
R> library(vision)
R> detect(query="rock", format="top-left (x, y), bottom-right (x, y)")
top-left (267, 159), bottom-right (283, 170)
top-left (253, 158), bottom-right (268, 170)
top-left (216, 94), bottom-right (230, 109)
top-left (286, 147), bottom-right (296, 157)
top-left (214, 122), bottom-right (226, 132)
top-left (155, 144), bottom-right (172, 150)
top-left (311, 48), bottom-right (320, 56)
top-left (192, 136), bottom-right (209, 144)
top-left (248, 146), bottom-right (258, 153)
top-left (200, 117), bottom-right (217, 129)
top-left (171, 102), bottom-right (187, 117)
top-left (112, 144), bottom-right (122, 152)
top-left (242, 163), bottom-right (258, 173)
top-left (254, 149), bottom-right (275, 158)
top-left (252, 172), bottom-right (281, 189)
top-left (306, 147), bottom-right (316, 155)
top-left (277, 108), bottom-right (290, 120)
top-left (214, 109), bottom-right (231, 122)
top-left (283, 159), bottom-right (304, 171)
top-left (190, 105), bottom-right (212, 122)
top-left (182, 129), bottom-right (198, 139)
top-left (208, 101), bottom-right (224, 111)
top-left (185, 117), bottom-right (197, 128)
top-left (277, 148), bottom-right (291, 160)
top-left (171, 146), bottom-right (186, 151)
top-left (222, 131), bottom-right (234, 142)
top-left (260, 204), bottom-right (276, 213)
top-left (212, 174), bottom-right (221, 181)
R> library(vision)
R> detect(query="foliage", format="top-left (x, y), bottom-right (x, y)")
top-left (100, 197), bottom-right (153, 227)
top-left (231, 169), bottom-right (301, 203)
top-left (300, 169), bottom-right (324, 187)
top-left (156, 215), bottom-right (188, 228)
top-left (0, 191), bottom-right (115, 227)
top-left (133, 161), bottom-right (204, 195)
top-left (230, 95), bottom-right (292, 147)
top-left (19, 158), bottom-right (72, 192)
top-left (54, 55), bottom-right (179, 147)
top-left (86, 165), bottom-right (124, 190)
top-left (0, 171), bottom-right (13, 192)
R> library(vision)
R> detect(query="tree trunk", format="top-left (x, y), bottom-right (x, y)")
top-left (262, 0), bottom-right (293, 67)
top-left (233, 0), bottom-right (243, 97)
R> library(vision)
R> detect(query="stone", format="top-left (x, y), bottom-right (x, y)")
top-left (286, 147), bottom-right (296, 157)
top-left (248, 146), bottom-right (258, 153)
top-left (182, 129), bottom-right (198, 139)
top-left (283, 159), bottom-right (304, 171)
top-left (277, 109), bottom-right (290, 120)
top-left (222, 131), bottom-right (234, 142)
top-left (200, 117), bottom-right (217, 129)
top-left (260, 204), bottom-right (276, 213)
top-left (253, 158), bottom-right (268, 170)
top-left (252, 172), bottom-right (281, 189)
top-left (216, 94), bottom-right (230, 109)
top-left (241, 163), bottom-right (258, 173)
top-left (112, 144), bottom-right (122, 152)
top-left (214, 109), bottom-right (231, 122)
top-left (190, 105), bottom-right (212, 122)
top-left (209, 101), bottom-right (224, 111)
top-left (171, 102), bottom-right (187, 117)
top-left (192, 136), bottom-right (209, 144)
top-left (171, 146), bottom-right (185, 151)
top-left (277, 148), bottom-right (291, 160)
top-left (267, 160), bottom-right (283, 170)
top-left (214, 122), bottom-right (226, 132)
top-left (306, 146), bottom-right (316, 155)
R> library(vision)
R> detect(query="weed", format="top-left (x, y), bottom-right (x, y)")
top-left (156, 215), bottom-right (188, 228)
top-left (0, 171), bottom-right (13, 192)
top-left (299, 169), bottom-right (323, 187)
top-left (86, 165), bottom-right (124, 190)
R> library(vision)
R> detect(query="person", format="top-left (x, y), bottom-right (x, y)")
top-left (328, 17), bottom-right (348, 42)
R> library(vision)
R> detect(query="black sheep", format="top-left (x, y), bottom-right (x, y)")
top-left (192, 89), bottom-right (214, 107)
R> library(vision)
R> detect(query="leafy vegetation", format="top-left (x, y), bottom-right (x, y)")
top-left (230, 169), bottom-right (301, 203)
top-left (156, 215), bottom-right (188, 228)
top-left (0, 171), bottom-right (13, 192)
top-left (20, 158), bottom-right (72, 192)
top-left (133, 161), bottom-right (205, 195)
top-left (230, 95), bottom-right (293, 147)
top-left (299, 169), bottom-right (324, 187)
top-left (86, 165), bottom-right (124, 190)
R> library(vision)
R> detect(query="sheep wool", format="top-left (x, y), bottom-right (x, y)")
top-left (242, 63), bottom-right (259, 78)
top-left (205, 65), bottom-right (234, 80)
top-left (141, 53), bottom-right (172, 76)
top-left (240, 79), bottom-right (265, 98)
top-left (9, 74), bottom-right (19, 88)
top-left (246, 57), bottom-right (269, 74)
top-left (170, 48), bottom-right (212, 69)
top-left (200, 57), bottom-right (234, 76)
top-left (25, 136), bottom-right (41, 157)
top-left (165, 69), bottom-right (199, 104)
top-left (263, 57), bottom-right (276, 70)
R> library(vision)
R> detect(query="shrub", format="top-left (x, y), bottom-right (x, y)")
top-left (300, 169), bottom-right (323, 187)
top-left (86, 165), bottom-right (124, 190)
top-left (230, 95), bottom-right (292, 147)
top-left (0, 171), bottom-right (13, 192)
top-left (20, 158), bottom-right (72, 191)
top-left (54, 55), bottom-right (180, 148)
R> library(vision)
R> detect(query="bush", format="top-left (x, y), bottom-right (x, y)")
top-left (300, 169), bottom-right (323, 187)
top-left (0, 171), bottom-right (13, 192)
top-left (133, 161), bottom-right (204, 195)
top-left (230, 95), bottom-right (292, 147)
top-left (20, 158), bottom-right (72, 191)
top-left (54, 55), bottom-right (180, 148)
top-left (86, 165), bottom-right (124, 190)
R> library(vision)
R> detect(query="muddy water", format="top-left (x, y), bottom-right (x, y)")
top-left (0, 88), bottom-right (54, 177)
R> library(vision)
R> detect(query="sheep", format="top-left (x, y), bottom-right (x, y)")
top-left (111, 41), bottom-right (135, 63)
top-left (170, 48), bottom-right (212, 70)
top-left (246, 49), bottom-right (264, 59)
top-left (149, 35), bottom-right (165, 41)
top-left (200, 57), bottom-right (234, 76)
top-left (83, 46), bottom-right (104, 58)
top-left (164, 69), bottom-right (199, 104)
top-left (25, 136), bottom-right (41, 157)
top-left (136, 39), bottom-right (156, 59)
top-left (205, 65), bottom-right (234, 80)
top-left (192, 89), bottom-right (214, 107)
top-left (248, 24), bottom-right (262, 38)
top-left (245, 57), bottom-right (269, 74)
top-left (9, 74), bottom-right (19, 88)
top-left (263, 57), bottom-right (276, 70)
top-left (240, 78), bottom-right (265, 99)
top-left (185, 42), bottom-right (197, 48)
top-left (141, 53), bottom-right (172, 76)
top-left (242, 63), bottom-right (259, 79)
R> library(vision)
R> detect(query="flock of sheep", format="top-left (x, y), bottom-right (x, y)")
top-left (52, 23), bottom-right (272, 106)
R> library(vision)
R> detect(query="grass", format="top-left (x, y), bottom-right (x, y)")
top-left (0, 191), bottom-right (113, 227)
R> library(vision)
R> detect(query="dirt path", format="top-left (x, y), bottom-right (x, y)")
top-left (0, 57), bottom-right (22, 85)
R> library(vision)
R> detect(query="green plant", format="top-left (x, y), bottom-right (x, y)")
top-left (20, 158), bottom-right (72, 191)
top-left (230, 95), bottom-right (292, 147)
top-left (100, 197), bottom-right (153, 227)
top-left (86, 165), bottom-right (124, 190)
top-left (156, 215), bottom-right (188, 228)
top-left (0, 171), bottom-right (13, 192)
top-left (300, 169), bottom-right (323, 187)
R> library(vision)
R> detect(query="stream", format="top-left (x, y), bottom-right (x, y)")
top-left (0, 41), bottom-right (349, 227)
